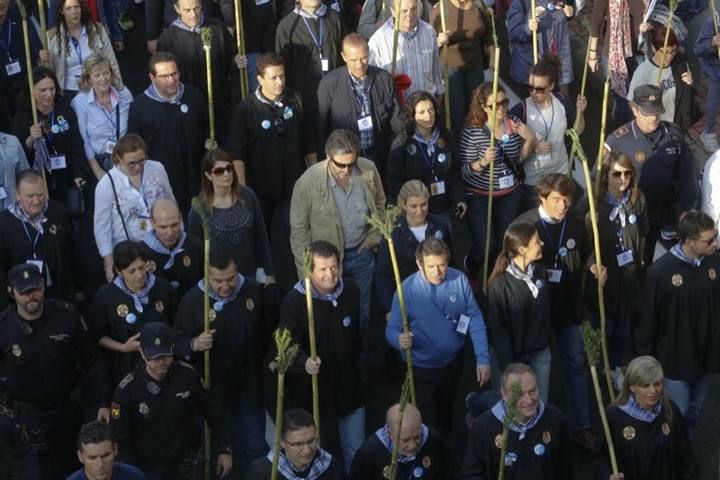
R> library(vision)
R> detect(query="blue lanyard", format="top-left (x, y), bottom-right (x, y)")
top-left (606, 195), bottom-right (629, 251)
top-left (0, 21), bottom-right (12, 60)
top-left (532, 99), bottom-right (555, 140)
top-left (302, 16), bottom-right (324, 54)
top-left (21, 220), bottom-right (42, 258)
top-left (46, 111), bottom-right (58, 153)
top-left (102, 104), bottom-right (118, 140)
top-left (417, 139), bottom-right (439, 182)
top-left (540, 217), bottom-right (566, 269)
top-left (351, 78), bottom-right (368, 115)
top-left (69, 34), bottom-right (83, 65)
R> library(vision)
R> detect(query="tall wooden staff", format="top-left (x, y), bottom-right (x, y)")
top-left (366, 206), bottom-right (417, 404)
top-left (303, 250), bottom-right (321, 438)
top-left (390, 0), bottom-right (402, 76)
top-left (497, 380), bottom-right (522, 480)
top-left (388, 373), bottom-right (412, 480)
top-left (439, 0), bottom-right (451, 130)
top-left (233, 0), bottom-right (249, 98)
top-left (567, 129), bottom-right (615, 401)
top-left (594, 60), bottom-right (612, 194)
top-left (710, 0), bottom-right (720, 60)
top-left (37, 0), bottom-right (47, 49)
top-left (201, 28), bottom-right (217, 151)
top-left (568, 18), bottom-right (592, 175)
top-left (657, 0), bottom-right (678, 85)
top-left (17, 0), bottom-right (48, 196)
top-left (269, 328), bottom-right (300, 480)
top-left (531, 0), bottom-right (538, 64)
top-left (582, 323), bottom-right (619, 475)
top-left (191, 197), bottom-right (212, 480)
top-left (482, 8), bottom-right (501, 290)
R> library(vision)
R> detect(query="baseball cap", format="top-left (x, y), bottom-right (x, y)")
top-left (140, 322), bottom-right (174, 359)
top-left (8, 264), bottom-right (43, 293)
top-left (633, 85), bottom-right (665, 116)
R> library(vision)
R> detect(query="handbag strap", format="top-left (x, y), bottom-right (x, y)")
top-left (115, 104), bottom-right (120, 141)
top-left (106, 171), bottom-right (130, 240)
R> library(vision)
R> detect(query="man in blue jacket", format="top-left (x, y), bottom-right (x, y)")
top-left (386, 236), bottom-right (490, 434)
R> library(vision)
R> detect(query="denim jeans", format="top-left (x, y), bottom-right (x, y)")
top-left (448, 66), bottom-right (486, 135)
top-left (466, 189), bottom-right (522, 268)
top-left (342, 247), bottom-right (375, 337)
top-left (232, 404), bottom-right (268, 473)
top-left (337, 407), bottom-right (366, 473)
top-left (664, 375), bottom-right (711, 431)
top-left (490, 346), bottom-right (551, 403)
top-left (556, 325), bottom-right (590, 429)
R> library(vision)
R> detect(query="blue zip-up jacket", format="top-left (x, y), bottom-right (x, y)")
top-left (386, 267), bottom-right (490, 368)
top-left (693, 15), bottom-right (720, 81)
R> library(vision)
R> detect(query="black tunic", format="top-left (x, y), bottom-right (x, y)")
top-left (636, 252), bottom-right (720, 381)
top-left (244, 454), bottom-right (345, 480)
top-left (0, 201), bottom-right (75, 309)
top-left (140, 235), bottom-right (203, 299)
top-left (349, 427), bottom-right (451, 479)
top-left (12, 100), bottom-right (86, 205)
top-left (127, 86), bottom-right (207, 212)
top-left (460, 404), bottom-right (573, 480)
top-left (225, 89), bottom-right (311, 202)
top-left (514, 208), bottom-right (591, 330)
top-left (173, 280), bottom-right (265, 411)
top-left (487, 264), bottom-right (551, 370)
top-left (88, 277), bottom-right (177, 385)
top-left (597, 403), bottom-right (697, 480)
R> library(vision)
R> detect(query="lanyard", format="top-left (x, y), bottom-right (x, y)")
top-left (532, 99), bottom-right (555, 140)
top-left (102, 104), bottom-right (120, 140)
top-left (351, 78), bottom-right (368, 115)
top-left (302, 16), bottom-right (324, 54)
top-left (607, 194), bottom-right (629, 251)
top-left (417, 139), bottom-right (439, 182)
top-left (0, 21), bottom-right (12, 60)
top-left (540, 217), bottom-right (566, 269)
top-left (21, 220), bottom-right (42, 258)
top-left (69, 34), bottom-right (83, 65)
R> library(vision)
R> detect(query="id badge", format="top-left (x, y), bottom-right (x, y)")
top-left (456, 314), bottom-right (470, 335)
top-left (0, 186), bottom-right (7, 200)
top-left (498, 175), bottom-right (514, 189)
top-left (105, 141), bottom-right (116, 154)
top-left (49, 155), bottom-right (67, 170)
top-left (430, 181), bottom-right (446, 196)
top-left (357, 115), bottom-right (373, 131)
top-left (616, 250), bottom-right (634, 267)
top-left (26, 258), bottom-right (44, 272)
top-left (547, 268), bottom-right (563, 283)
top-left (5, 61), bottom-right (21, 76)
top-left (321, 57), bottom-right (329, 72)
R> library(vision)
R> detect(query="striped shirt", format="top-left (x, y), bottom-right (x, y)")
top-left (368, 18), bottom-right (444, 96)
top-left (459, 125), bottom-right (524, 195)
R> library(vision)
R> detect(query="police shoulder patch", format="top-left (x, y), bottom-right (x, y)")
top-left (118, 372), bottom-right (135, 389)
top-left (613, 126), bottom-right (630, 138)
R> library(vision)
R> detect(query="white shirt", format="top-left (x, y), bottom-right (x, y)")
top-left (71, 86), bottom-right (133, 160)
top-left (627, 59), bottom-right (676, 123)
top-left (93, 160), bottom-right (175, 257)
top-left (63, 27), bottom-right (91, 92)
top-left (702, 149), bottom-right (720, 234)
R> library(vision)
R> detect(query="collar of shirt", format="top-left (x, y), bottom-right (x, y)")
top-left (254, 86), bottom-right (285, 108)
top-left (670, 242), bottom-right (703, 267)
top-left (293, 4), bottom-right (328, 19)
top-left (87, 86), bottom-right (120, 108)
top-left (506, 260), bottom-right (539, 298)
top-left (491, 399), bottom-right (546, 440)
top-left (171, 14), bottom-right (205, 33)
top-left (265, 449), bottom-right (333, 480)
top-left (619, 394), bottom-right (662, 423)
top-left (328, 167), bottom-right (360, 190)
top-left (538, 206), bottom-right (561, 224)
top-left (375, 424), bottom-right (429, 463)
top-left (348, 71), bottom-right (367, 90)
top-left (293, 277), bottom-right (345, 306)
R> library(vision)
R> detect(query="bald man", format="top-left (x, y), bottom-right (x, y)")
top-left (349, 403), bottom-right (450, 479)
top-left (140, 199), bottom-right (203, 297)
top-left (317, 33), bottom-right (401, 174)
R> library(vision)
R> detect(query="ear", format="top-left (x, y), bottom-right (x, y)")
top-left (204, 171), bottom-right (213, 182)
top-left (76, 449), bottom-right (84, 466)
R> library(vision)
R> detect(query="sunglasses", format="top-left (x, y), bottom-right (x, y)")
top-left (210, 165), bottom-right (234, 176)
top-left (611, 170), bottom-right (633, 178)
top-left (331, 158), bottom-right (357, 170)
top-left (484, 98), bottom-right (509, 109)
top-left (528, 85), bottom-right (550, 93)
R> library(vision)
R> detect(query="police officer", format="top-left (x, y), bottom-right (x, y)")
top-left (140, 199), bottom-right (203, 298)
top-left (605, 84), bottom-right (697, 265)
top-left (0, 263), bottom-right (109, 479)
top-left (110, 322), bottom-right (233, 480)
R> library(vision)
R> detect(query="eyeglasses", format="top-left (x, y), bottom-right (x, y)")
top-left (528, 85), bottom-right (550, 93)
top-left (484, 98), bottom-right (509, 109)
top-left (693, 235), bottom-right (717, 245)
top-left (210, 165), bottom-right (234, 176)
top-left (284, 436), bottom-right (318, 449)
top-left (331, 158), bottom-right (357, 171)
top-left (125, 158), bottom-right (146, 168)
top-left (611, 170), bottom-right (633, 178)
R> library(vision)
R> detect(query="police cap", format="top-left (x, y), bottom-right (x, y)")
top-left (140, 322), bottom-right (174, 359)
top-left (8, 264), bottom-right (43, 293)
top-left (633, 84), bottom-right (665, 116)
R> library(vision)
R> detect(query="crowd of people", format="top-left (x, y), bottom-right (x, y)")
top-left (0, 0), bottom-right (719, 477)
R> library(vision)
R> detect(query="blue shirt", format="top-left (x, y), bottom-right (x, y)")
top-left (386, 267), bottom-right (490, 368)
top-left (66, 462), bottom-right (146, 480)
top-left (71, 86), bottom-right (133, 160)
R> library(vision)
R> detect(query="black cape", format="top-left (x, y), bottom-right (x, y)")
top-left (140, 234), bottom-right (203, 299)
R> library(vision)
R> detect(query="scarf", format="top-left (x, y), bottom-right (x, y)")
top-left (33, 136), bottom-right (52, 172)
top-left (670, 242), bottom-right (703, 268)
top-left (293, 3), bottom-right (328, 19)
top-left (293, 278), bottom-right (344, 307)
top-left (265, 449), bottom-right (332, 480)
top-left (197, 274), bottom-right (245, 311)
top-left (619, 394), bottom-right (662, 423)
top-left (506, 260), bottom-right (539, 298)
top-left (607, 0), bottom-right (633, 96)
top-left (413, 128), bottom-right (441, 158)
top-left (8, 200), bottom-right (48, 235)
top-left (607, 190), bottom-right (631, 228)
top-left (144, 82), bottom-right (186, 105)
top-left (491, 399), bottom-right (546, 440)
top-left (171, 13), bottom-right (205, 32)
top-left (375, 424), bottom-right (429, 463)
top-left (255, 86), bottom-right (285, 108)
top-left (143, 230), bottom-right (187, 270)
top-left (113, 273), bottom-right (156, 313)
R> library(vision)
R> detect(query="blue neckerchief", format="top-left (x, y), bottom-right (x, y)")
top-left (265, 448), bottom-right (332, 480)
top-left (606, 190), bottom-right (631, 228)
top-left (670, 242), bottom-right (703, 268)
top-left (293, 278), bottom-right (344, 307)
top-left (506, 260), bottom-right (539, 298)
top-left (619, 394), bottom-right (662, 423)
top-left (254, 86), bottom-right (285, 109)
top-left (375, 424), bottom-right (429, 463)
top-left (171, 13), bottom-right (205, 32)
top-left (113, 273), bottom-right (156, 313)
top-left (293, 3), bottom-right (328, 18)
top-left (144, 82), bottom-right (186, 105)
top-left (413, 128), bottom-right (440, 158)
top-left (7, 200), bottom-right (48, 234)
top-left (491, 399), bottom-right (546, 440)
top-left (143, 230), bottom-right (187, 270)
top-left (197, 274), bottom-right (245, 311)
